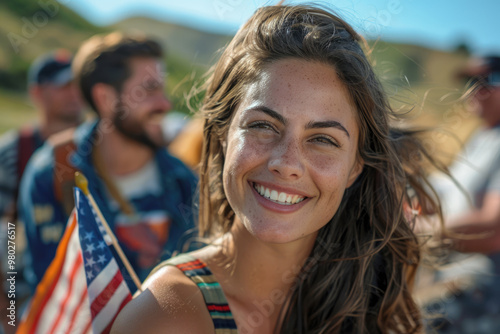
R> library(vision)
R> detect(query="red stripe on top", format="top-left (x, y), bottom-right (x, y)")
top-left (90, 270), bottom-right (123, 318)
top-left (207, 304), bottom-right (232, 312)
top-left (176, 259), bottom-right (206, 271)
top-left (49, 254), bottom-right (84, 333)
top-left (65, 285), bottom-right (89, 334)
top-left (101, 294), bottom-right (133, 334)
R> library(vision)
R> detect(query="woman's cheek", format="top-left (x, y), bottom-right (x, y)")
top-left (239, 131), bottom-right (276, 157)
top-left (225, 132), bottom-right (262, 174)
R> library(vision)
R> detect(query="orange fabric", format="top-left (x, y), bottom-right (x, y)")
top-left (115, 219), bottom-right (170, 251)
top-left (17, 212), bottom-right (78, 333)
top-left (168, 117), bottom-right (204, 170)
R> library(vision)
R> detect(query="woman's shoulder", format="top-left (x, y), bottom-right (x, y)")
top-left (111, 255), bottom-right (214, 334)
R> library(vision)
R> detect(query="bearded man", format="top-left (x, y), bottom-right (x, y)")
top-left (18, 33), bottom-right (197, 293)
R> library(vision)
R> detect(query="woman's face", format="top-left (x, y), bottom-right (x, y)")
top-left (223, 58), bottom-right (363, 244)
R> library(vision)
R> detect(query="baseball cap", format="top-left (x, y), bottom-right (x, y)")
top-left (28, 49), bottom-right (74, 87)
top-left (458, 55), bottom-right (500, 87)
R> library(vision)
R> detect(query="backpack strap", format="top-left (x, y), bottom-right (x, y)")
top-left (17, 127), bottom-right (37, 181)
top-left (48, 128), bottom-right (78, 217)
top-left (10, 127), bottom-right (38, 221)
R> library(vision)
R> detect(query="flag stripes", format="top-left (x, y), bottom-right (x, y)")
top-left (18, 187), bottom-right (132, 334)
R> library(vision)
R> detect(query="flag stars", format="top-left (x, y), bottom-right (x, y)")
top-left (97, 241), bottom-right (106, 250)
top-left (40, 189), bottom-right (132, 332)
top-left (84, 231), bottom-right (95, 241)
top-left (98, 226), bottom-right (108, 239)
top-left (97, 255), bottom-right (107, 265)
top-left (85, 243), bottom-right (96, 255)
top-left (85, 256), bottom-right (96, 267)
top-left (77, 201), bottom-right (85, 213)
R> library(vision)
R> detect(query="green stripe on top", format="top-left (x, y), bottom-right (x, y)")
top-left (197, 282), bottom-right (221, 288)
top-left (210, 311), bottom-right (235, 319)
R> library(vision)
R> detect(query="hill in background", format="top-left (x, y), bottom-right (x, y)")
top-left (113, 16), bottom-right (232, 66)
top-left (0, 0), bottom-right (103, 90)
top-left (0, 0), bottom-right (224, 134)
top-left (0, 1), bottom-right (481, 164)
top-left (0, 0), bottom-right (105, 133)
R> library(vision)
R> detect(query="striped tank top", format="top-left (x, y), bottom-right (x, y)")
top-left (155, 253), bottom-right (238, 333)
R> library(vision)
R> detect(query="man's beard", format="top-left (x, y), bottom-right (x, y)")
top-left (113, 102), bottom-right (163, 150)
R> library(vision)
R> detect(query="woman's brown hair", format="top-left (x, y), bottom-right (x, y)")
top-left (197, 5), bottom-right (442, 333)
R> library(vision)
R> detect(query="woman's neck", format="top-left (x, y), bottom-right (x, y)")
top-left (201, 218), bottom-right (316, 332)
top-left (231, 222), bottom-right (314, 296)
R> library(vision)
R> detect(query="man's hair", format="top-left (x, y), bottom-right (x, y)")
top-left (72, 32), bottom-right (163, 114)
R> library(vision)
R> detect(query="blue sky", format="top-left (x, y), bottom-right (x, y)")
top-left (64, 0), bottom-right (500, 55)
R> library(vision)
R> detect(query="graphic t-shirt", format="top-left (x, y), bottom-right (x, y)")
top-left (109, 160), bottom-right (171, 276)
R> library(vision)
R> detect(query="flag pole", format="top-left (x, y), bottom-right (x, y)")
top-left (75, 172), bottom-right (143, 292)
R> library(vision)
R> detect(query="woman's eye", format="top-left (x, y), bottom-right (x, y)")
top-left (248, 121), bottom-right (277, 132)
top-left (311, 136), bottom-right (340, 147)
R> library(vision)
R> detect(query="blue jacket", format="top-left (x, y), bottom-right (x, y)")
top-left (19, 121), bottom-right (198, 292)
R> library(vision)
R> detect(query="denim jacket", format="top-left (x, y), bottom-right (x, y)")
top-left (19, 121), bottom-right (198, 292)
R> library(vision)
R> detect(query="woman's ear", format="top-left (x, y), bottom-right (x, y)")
top-left (347, 157), bottom-right (364, 188)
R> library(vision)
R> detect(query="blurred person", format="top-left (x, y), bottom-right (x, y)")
top-left (0, 50), bottom-right (84, 333)
top-left (424, 56), bottom-right (500, 333)
top-left (0, 49), bottom-right (84, 223)
top-left (18, 32), bottom-right (198, 293)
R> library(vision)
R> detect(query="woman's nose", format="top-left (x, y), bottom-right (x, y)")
top-left (267, 136), bottom-right (304, 179)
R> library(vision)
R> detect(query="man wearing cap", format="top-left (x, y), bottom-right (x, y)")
top-left (18, 32), bottom-right (198, 293)
top-left (0, 50), bottom-right (84, 333)
top-left (0, 50), bottom-right (84, 222)
top-left (425, 56), bottom-right (500, 332)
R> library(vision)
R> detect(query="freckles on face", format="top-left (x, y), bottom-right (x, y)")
top-left (222, 58), bottom-right (362, 244)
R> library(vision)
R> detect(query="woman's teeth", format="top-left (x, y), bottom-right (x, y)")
top-left (253, 183), bottom-right (305, 205)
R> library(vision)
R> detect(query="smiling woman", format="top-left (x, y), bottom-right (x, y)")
top-left (112, 4), bottom-right (445, 334)
top-left (223, 59), bottom-right (362, 245)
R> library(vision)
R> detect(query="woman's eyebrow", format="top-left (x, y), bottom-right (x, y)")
top-left (244, 106), bottom-right (350, 138)
top-left (305, 120), bottom-right (350, 138)
top-left (245, 106), bottom-right (287, 125)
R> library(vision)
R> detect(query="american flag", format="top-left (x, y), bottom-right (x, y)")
top-left (18, 188), bottom-right (132, 334)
